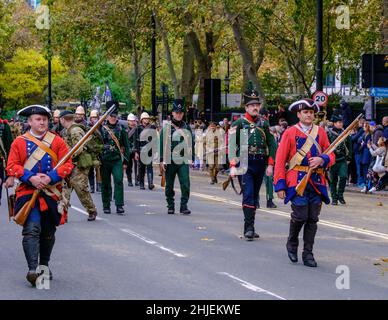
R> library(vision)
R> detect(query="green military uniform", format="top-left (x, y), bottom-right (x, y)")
top-left (160, 99), bottom-right (194, 214)
top-left (0, 118), bottom-right (13, 204)
top-left (60, 111), bottom-right (98, 221)
top-left (228, 90), bottom-right (277, 240)
top-left (328, 115), bottom-right (352, 205)
top-left (100, 107), bottom-right (130, 214)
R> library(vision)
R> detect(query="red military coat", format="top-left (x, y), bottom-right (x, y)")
top-left (274, 123), bottom-right (335, 204)
top-left (6, 131), bottom-right (73, 211)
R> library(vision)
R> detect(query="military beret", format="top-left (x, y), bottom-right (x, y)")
top-left (288, 98), bottom-right (319, 113)
top-left (59, 110), bottom-right (74, 118)
top-left (243, 89), bottom-right (262, 106)
top-left (18, 105), bottom-right (51, 118)
top-left (172, 99), bottom-right (185, 112)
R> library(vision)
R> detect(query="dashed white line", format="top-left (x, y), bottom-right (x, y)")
top-left (120, 228), bottom-right (187, 258)
top-left (191, 192), bottom-right (388, 241)
top-left (218, 272), bottom-right (286, 300)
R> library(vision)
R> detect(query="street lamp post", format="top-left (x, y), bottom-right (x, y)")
top-left (316, 0), bottom-right (323, 92)
top-left (47, 0), bottom-right (53, 110)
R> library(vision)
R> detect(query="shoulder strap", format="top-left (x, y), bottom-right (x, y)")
top-left (23, 132), bottom-right (57, 170)
top-left (103, 125), bottom-right (124, 160)
top-left (288, 124), bottom-right (320, 170)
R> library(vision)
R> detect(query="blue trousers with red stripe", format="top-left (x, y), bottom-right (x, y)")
top-left (240, 155), bottom-right (266, 209)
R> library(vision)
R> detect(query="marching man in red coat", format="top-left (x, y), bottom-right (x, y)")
top-left (5, 105), bottom-right (73, 286)
top-left (274, 99), bottom-right (335, 267)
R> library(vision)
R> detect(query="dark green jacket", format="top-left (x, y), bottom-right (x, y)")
top-left (101, 121), bottom-right (130, 162)
top-left (230, 115), bottom-right (277, 163)
top-left (160, 119), bottom-right (194, 164)
top-left (327, 127), bottom-right (352, 162)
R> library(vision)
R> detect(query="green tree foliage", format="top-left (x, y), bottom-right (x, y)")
top-left (0, 48), bottom-right (66, 109)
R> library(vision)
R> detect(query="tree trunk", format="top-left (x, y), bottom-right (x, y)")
top-left (184, 13), bottom-right (216, 111)
top-left (225, 8), bottom-right (266, 105)
top-left (154, 14), bottom-right (180, 97)
top-left (132, 44), bottom-right (142, 111)
top-left (181, 35), bottom-right (197, 106)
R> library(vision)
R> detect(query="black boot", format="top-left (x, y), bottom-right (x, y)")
top-left (266, 199), bottom-right (277, 208)
top-left (243, 207), bottom-right (255, 241)
top-left (116, 206), bottom-right (125, 215)
top-left (90, 184), bottom-right (95, 194)
top-left (128, 179), bottom-right (133, 187)
top-left (180, 205), bottom-right (191, 215)
top-left (22, 223), bottom-right (41, 280)
top-left (168, 208), bottom-right (175, 214)
top-left (103, 207), bottom-right (111, 214)
top-left (286, 219), bottom-right (304, 263)
top-left (96, 183), bottom-right (101, 193)
top-left (302, 222), bottom-right (318, 267)
top-left (147, 171), bottom-right (155, 190)
top-left (338, 198), bottom-right (346, 205)
top-left (39, 234), bottom-right (55, 268)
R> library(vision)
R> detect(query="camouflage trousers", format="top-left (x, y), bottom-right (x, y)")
top-left (63, 166), bottom-right (97, 214)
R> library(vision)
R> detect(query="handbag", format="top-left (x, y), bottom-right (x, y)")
top-left (372, 154), bottom-right (386, 174)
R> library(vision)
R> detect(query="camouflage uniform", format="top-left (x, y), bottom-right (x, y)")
top-left (63, 123), bottom-right (97, 221)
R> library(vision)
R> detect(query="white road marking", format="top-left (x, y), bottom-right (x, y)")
top-left (120, 228), bottom-right (187, 258)
top-left (70, 206), bottom-right (107, 221)
top-left (191, 192), bottom-right (388, 241)
top-left (218, 272), bottom-right (286, 300)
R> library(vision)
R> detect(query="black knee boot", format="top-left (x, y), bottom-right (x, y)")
top-left (302, 222), bottom-right (318, 267)
top-left (243, 207), bottom-right (255, 241)
top-left (22, 223), bottom-right (41, 272)
top-left (39, 234), bottom-right (55, 280)
top-left (286, 219), bottom-right (304, 262)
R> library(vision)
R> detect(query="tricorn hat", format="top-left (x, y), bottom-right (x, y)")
top-left (288, 98), bottom-right (319, 113)
top-left (18, 105), bottom-right (51, 118)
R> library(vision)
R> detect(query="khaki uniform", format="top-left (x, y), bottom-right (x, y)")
top-left (63, 124), bottom-right (97, 217)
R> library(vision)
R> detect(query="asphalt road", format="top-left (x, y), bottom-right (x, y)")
top-left (1, 169), bottom-right (388, 300)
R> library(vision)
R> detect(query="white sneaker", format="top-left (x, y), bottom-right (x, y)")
top-left (360, 186), bottom-right (367, 193)
top-left (369, 187), bottom-right (377, 193)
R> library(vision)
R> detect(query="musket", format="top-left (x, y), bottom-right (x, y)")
top-left (222, 175), bottom-right (242, 195)
top-left (6, 184), bottom-right (16, 221)
top-left (295, 113), bottom-right (363, 196)
top-left (13, 104), bottom-right (117, 226)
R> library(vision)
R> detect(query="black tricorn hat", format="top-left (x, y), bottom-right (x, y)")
top-left (243, 89), bottom-right (262, 106)
top-left (172, 99), bottom-right (185, 112)
top-left (288, 98), bottom-right (319, 113)
top-left (17, 105), bottom-right (51, 118)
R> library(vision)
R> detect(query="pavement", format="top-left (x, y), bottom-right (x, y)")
top-left (1, 168), bottom-right (388, 300)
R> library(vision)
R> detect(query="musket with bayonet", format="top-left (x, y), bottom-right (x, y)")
top-left (294, 113), bottom-right (363, 196)
top-left (13, 104), bottom-right (117, 226)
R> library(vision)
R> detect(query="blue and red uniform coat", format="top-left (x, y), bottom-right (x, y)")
top-left (274, 124), bottom-right (335, 204)
top-left (6, 131), bottom-right (73, 211)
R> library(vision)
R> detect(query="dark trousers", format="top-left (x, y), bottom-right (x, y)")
top-left (0, 165), bottom-right (4, 202)
top-left (139, 162), bottom-right (153, 186)
top-left (287, 185), bottom-right (322, 259)
top-left (22, 214), bottom-right (56, 271)
top-left (330, 160), bottom-right (348, 201)
top-left (126, 152), bottom-right (138, 183)
top-left (165, 163), bottom-right (190, 209)
top-left (101, 159), bottom-right (124, 208)
top-left (240, 155), bottom-right (266, 208)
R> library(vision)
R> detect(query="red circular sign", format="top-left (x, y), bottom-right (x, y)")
top-left (312, 91), bottom-right (328, 107)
